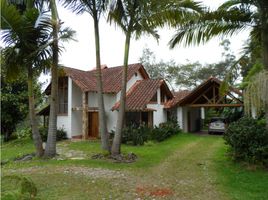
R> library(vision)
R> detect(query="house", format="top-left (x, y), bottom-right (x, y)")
top-left (39, 63), bottom-right (243, 139)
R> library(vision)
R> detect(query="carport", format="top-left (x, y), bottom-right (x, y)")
top-left (167, 77), bottom-right (243, 132)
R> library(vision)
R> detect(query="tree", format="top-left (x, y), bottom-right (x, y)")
top-left (1, 66), bottom-right (29, 141)
top-left (44, 0), bottom-right (60, 157)
top-left (109, 0), bottom-right (202, 155)
top-left (108, 0), bottom-right (158, 156)
top-left (169, 0), bottom-right (268, 129)
top-left (139, 39), bottom-right (239, 90)
top-left (62, 0), bottom-right (110, 152)
top-left (1, 0), bottom-right (52, 156)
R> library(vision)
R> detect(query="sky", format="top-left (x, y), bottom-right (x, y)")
top-left (57, 0), bottom-right (250, 72)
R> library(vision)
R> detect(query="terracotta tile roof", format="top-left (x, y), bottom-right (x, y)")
top-left (164, 90), bottom-right (191, 108)
top-left (112, 79), bottom-right (172, 111)
top-left (61, 63), bottom-right (149, 93)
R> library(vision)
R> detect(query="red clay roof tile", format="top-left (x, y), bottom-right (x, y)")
top-left (63, 63), bottom-right (149, 93)
top-left (112, 79), bottom-right (172, 111)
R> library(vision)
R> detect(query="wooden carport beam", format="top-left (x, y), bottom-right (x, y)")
top-left (189, 104), bottom-right (243, 107)
top-left (82, 92), bottom-right (89, 140)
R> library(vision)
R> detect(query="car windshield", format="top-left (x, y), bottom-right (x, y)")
top-left (210, 118), bottom-right (225, 123)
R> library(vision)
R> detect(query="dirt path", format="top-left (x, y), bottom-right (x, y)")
top-left (131, 136), bottom-right (228, 200)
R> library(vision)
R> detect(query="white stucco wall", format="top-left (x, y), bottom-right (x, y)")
top-left (104, 94), bottom-right (117, 132)
top-left (127, 71), bottom-right (143, 91)
top-left (88, 92), bottom-right (98, 107)
top-left (87, 92), bottom-right (117, 132)
top-left (147, 104), bottom-right (167, 126)
top-left (57, 77), bottom-right (72, 138)
top-left (57, 115), bottom-right (70, 137)
top-left (116, 71), bottom-right (144, 101)
top-left (71, 80), bottom-right (83, 137)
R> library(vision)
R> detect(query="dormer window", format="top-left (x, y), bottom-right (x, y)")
top-left (135, 72), bottom-right (138, 77)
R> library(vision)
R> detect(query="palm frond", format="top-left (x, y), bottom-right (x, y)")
top-left (169, 7), bottom-right (253, 48)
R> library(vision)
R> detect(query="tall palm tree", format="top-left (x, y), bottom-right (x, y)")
top-left (169, 0), bottom-right (268, 129)
top-left (44, 0), bottom-right (60, 157)
top-left (1, 0), bottom-right (53, 157)
top-left (62, 0), bottom-right (110, 152)
top-left (108, 0), bottom-right (202, 155)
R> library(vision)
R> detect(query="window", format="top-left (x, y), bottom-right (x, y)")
top-left (58, 77), bottom-right (68, 114)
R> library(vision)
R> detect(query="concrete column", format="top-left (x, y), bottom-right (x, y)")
top-left (82, 92), bottom-right (88, 140)
top-left (157, 88), bottom-right (161, 105)
top-left (201, 107), bottom-right (205, 119)
top-left (177, 107), bottom-right (183, 130)
top-left (251, 106), bottom-right (257, 119)
top-left (67, 77), bottom-right (72, 138)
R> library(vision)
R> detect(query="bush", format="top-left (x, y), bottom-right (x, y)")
top-left (122, 124), bottom-right (150, 145)
top-left (15, 123), bottom-right (32, 139)
top-left (224, 117), bottom-right (268, 166)
top-left (151, 121), bottom-right (181, 142)
top-left (39, 127), bottom-right (67, 142)
top-left (122, 120), bottom-right (182, 145)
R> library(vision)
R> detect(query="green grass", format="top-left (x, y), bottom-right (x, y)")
top-left (1, 134), bottom-right (268, 200)
top-left (1, 138), bottom-right (35, 162)
top-left (214, 145), bottom-right (268, 200)
top-left (68, 133), bottom-right (200, 169)
top-left (1, 133), bottom-right (199, 170)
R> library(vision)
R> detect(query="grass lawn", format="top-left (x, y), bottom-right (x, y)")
top-left (1, 133), bottom-right (268, 200)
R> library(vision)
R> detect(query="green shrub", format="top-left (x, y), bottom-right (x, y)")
top-left (151, 121), bottom-right (181, 142)
top-left (224, 117), bottom-right (268, 166)
top-left (122, 124), bottom-right (150, 145)
top-left (15, 126), bottom-right (32, 139)
top-left (122, 120), bottom-right (181, 145)
top-left (39, 127), bottom-right (67, 142)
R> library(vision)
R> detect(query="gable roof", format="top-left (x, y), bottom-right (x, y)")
top-left (170, 77), bottom-right (242, 107)
top-left (45, 63), bottom-right (149, 94)
top-left (112, 79), bottom-right (173, 111)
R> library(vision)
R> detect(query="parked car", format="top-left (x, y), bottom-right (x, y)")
top-left (208, 117), bottom-right (226, 134)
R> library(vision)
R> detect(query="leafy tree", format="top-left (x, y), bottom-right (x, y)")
top-left (140, 39), bottom-right (239, 90)
top-left (1, 68), bottom-right (29, 141)
top-left (62, 0), bottom-right (110, 152)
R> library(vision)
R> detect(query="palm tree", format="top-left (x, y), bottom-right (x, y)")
top-left (108, 0), bottom-right (202, 155)
top-left (1, 0), bottom-right (53, 157)
top-left (62, 0), bottom-right (110, 152)
top-left (169, 0), bottom-right (268, 129)
top-left (44, 0), bottom-right (60, 157)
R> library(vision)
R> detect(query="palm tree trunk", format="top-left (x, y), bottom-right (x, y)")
top-left (92, 3), bottom-right (110, 152)
top-left (45, 0), bottom-right (59, 157)
top-left (111, 31), bottom-right (131, 156)
top-left (28, 66), bottom-right (44, 157)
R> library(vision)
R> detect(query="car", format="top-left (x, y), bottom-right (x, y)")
top-left (208, 117), bottom-right (226, 134)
